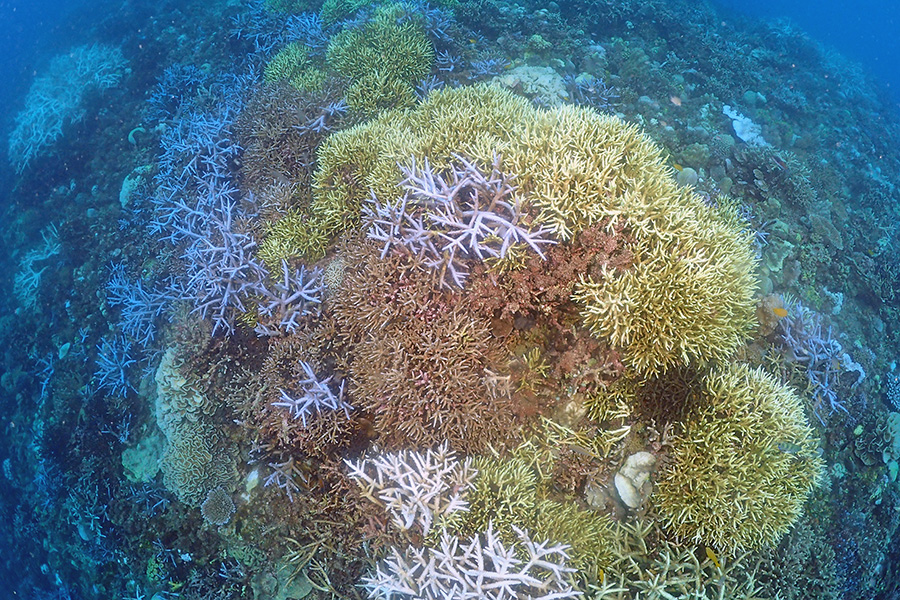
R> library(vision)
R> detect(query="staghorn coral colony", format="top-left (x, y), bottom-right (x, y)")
top-left (3, 0), bottom-right (900, 599)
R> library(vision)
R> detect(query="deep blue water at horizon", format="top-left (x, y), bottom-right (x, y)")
top-left (0, 0), bottom-right (82, 107)
top-left (713, 0), bottom-right (900, 106)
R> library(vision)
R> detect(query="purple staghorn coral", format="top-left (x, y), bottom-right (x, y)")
top-left (364, 154), bottom-right (556, 288)
top-left (294, 98), bottom-right (348, 136)
top-left (284, 12), bottom-right (330, 55)
top-left (146, 64), bottom-right (210, 121)
top-left (470, 57), bottom-right (509, 79)
top-left (415, 75), bottom-right (445, 99)
top-left (177, 199), bottom-right (269, 335)
top-left (775, 299), bottom-right (865, 422)
top-left (106, 263), bottom-right (170, 347)
top-left (272, 360), bottom-right (352, 427)
top-left (94, 335), bottom-right (136, 397)
top-left (345, 443), bottom-right (474, 536)
top-left (147, 85), bottom-right (320, 337)
top-left (435, 49), bottom-right (463, 73)
top-left (262, 456), bottom-right (307, 502)
top-left (253, 262), bottom-right (324, 337)
top-left (230, 0), bottom-right (290, 58)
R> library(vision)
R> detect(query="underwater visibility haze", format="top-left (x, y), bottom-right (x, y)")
top-left (2, 0), bottom-right (900, 598)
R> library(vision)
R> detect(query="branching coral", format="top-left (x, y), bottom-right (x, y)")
top-left (584, 518), bottom-right (767, 600)
top-left (106, 263), bottom-right (170, 347)
top-left (253, 262), bottom-right (324, 336)
top-left (326, 6), bottom-right (434, 116)
top-left (94, 335), bottom-right (137, 397)
top-left (345, 443), bottom-right (476, 536)
top-left (446, 442), bottom-right (617, 578)
top-left (235, 80), bottom-right (348, 216)
top-left (329, 239), bottom-right (517, 452)
top-left (364, 153), bottom-right (556, 288)
top-left (271, 359), bottom-right (352, 426)
top-left (753, 513), bottom-right (841, 600)
top-left (264, 41), bottom-right (328, 94)
top-left (584, 366), bottom-right (706, 430)
top-left (308, 84), bottom-right (532, 245)
top-left (654, 363), bottom-right (825, 552)
top-left (773, 298), bottom-right (864, 422)
top-left (572, 196), bottom-right (758, 375)
top-left (14, 224), bottom-right (62, 310)
top-left (363, 525), bottom-right (581, 600)
top-left (253, 333), bottom-right (359, 458)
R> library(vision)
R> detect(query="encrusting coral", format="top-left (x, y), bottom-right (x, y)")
top-left (155, 346), bottom-right (238, 506)
top-left (654, 363), bottom-right (825, 552)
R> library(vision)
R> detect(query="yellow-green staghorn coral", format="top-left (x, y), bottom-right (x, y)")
top-left (572, 197), bottom-right (757, 375)
top-left (264, 42), bottom-right (327, 93)
top-left (265, 83), bottom-right (756, 375)
top-left (326, 6), bottom-right (434, 116)
top-left (443, 443), bottom-right (617, 578)
top-left (654, 363), bottom-right (825, 552)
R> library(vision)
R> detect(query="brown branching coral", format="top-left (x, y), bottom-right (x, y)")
top-left (329, 239), bottom-right (518, 452)
top-left (252, 332), bottom-right (360, 458)
top-left (239, 455), bottom-right (375, 599)
top-left (465, 221), bottom-right (632, 397)
top-left (731, 145), bottom-right (816, 209)
top-left (235, 81), bottom-right (350, 207)
top-left (466, 221), bottom-right (633, 329)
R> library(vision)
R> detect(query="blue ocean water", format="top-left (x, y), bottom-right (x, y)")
top-left (715, 0), bottom-right (900, 104)
top-left (0, 0), bottom-right (83, 106)
top-left (1, 0), bottom-right (900, 598)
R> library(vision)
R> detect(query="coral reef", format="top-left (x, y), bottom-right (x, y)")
top-left (655, 363), bottom-right (825, 551)
top-left (308, 83), bottom-right (757, 375)
top-left (8, 44), bottom-right (127, 172)
top-left (5, 0), bottom-right (900, 597)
